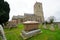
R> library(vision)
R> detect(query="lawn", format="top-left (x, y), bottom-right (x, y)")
top-left (1, 24), bottom-right (60, 40)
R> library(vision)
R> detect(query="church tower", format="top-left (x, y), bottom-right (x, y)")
top-left (34, 2), bottom-right (44, 22)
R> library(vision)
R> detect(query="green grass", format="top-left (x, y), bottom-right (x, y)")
top-left (4, 24), bottom-right (24, 40)
top-left (0, 24), bottom-right (60, 40)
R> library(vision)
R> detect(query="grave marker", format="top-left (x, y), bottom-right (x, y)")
top-left (0, 25), bottom-right (6, 40)
top-left (20, 21), bottom-right (42, 39)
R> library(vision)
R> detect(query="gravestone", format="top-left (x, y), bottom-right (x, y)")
top-left (20, 21), bottom-right (42, 39)
top-left (0, 25), bottom-right (6, 40)
top-left (43, 24), bottom-right (47, 29)
top-left (49, 24), bottom-right (55, 31)
top-left (58, 24), bottom-right (60, 29)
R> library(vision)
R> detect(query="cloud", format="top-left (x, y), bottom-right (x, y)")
top-left (42, 0), bottom-right (60, 20)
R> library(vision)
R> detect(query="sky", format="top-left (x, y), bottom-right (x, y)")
top-left (4, 0), bottom-right (60, 21)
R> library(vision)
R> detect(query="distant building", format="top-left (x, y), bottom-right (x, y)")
top-left (5, 2), bottom-right (44, 28)
top-left (12, 15), bottom-right (24, 24)
top-left (12, 2), bottom-right (44, 24)
top-left (24, 13), bottom-right (41, 22)
top-left (34, 2), bottom-right (44, 22)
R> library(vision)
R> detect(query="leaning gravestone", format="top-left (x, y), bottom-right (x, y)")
top-left (0, 25), bottom-right (6, 40)
top-left (20, 21), bottom-right (42, 39)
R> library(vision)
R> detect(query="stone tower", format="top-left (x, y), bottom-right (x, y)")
top-left (34, 2), bottom-right (44, 22)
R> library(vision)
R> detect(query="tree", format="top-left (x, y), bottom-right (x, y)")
top-left (0, 0), bottom-right (10, 27)
top-left (48, 16), bottom-right (55, 24)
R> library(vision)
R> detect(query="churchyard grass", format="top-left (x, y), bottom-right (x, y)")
top-left (1, 24), bottom-right (60, 40)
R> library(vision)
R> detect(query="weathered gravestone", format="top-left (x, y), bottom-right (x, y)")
top-left (43, 24), bottom-right (48, 29)
top-left (5, 21), bottom-right (17, 29)
top-left (58, 23), bottom-right (60, 29)
top-left (43, 21), bottom-right (48, 29)
top-left (49, 24), bottom-right (55, 31)
top-left (0, 25), bottom-right (6, 40)
top-left (20, 21), bottom-right (42, 39)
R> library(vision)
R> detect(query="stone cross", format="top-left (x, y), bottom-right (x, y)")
top-left (0, 25), bottom-right (6, 40)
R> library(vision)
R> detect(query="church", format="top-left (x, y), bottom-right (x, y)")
top-left (11, 2), bottom-right (44, 25)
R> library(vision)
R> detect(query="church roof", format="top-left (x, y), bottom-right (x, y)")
top-left (24, 13), bottom-right (34, 16)
top-left (17, 15), bottom-right (24, 18)
top-left (12, 16), bottom-right (18, 20)
top-left (12, 15), bottom-right (24, 20)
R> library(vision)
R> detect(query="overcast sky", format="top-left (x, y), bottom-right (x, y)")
top-left (4, 0), bottom-right (60, 21)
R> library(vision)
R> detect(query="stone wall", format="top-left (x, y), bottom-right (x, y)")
top-left (5, 20), bottom-right (18, 29)
top-left (24, 14), bottom-right (41, 23)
